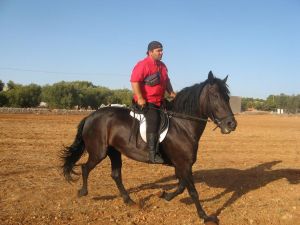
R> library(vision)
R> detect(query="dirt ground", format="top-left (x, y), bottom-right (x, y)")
top-left (0, 113), bottom-right (299, 225)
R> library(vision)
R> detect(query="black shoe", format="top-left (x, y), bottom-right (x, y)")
top-left (149, 150), bottom-right (164, 164)
top-left (147, 133), bottom-right (164, 164)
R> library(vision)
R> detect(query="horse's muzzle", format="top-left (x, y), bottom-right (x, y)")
top-left (220, 116), bottom-right (237, 134)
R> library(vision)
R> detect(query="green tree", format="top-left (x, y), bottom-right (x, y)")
top-left (80, 87), bottom-right (112, 109)
top-left (277, 93), bottom-right (288, 109)
top-left (241, 98), bottom-right (249, 111)
top-left (69, 81), bottom-right (95, 89)
top-left (6, 84), bottom-right (41, 107)
top-left (285, 95), bottom-right (300, 113)
top-left (41, 82), bottom-right (80, 109)
top-left (111, 89), bottom-right (133, 106)
top-left (241, 97), bottom-right (256, 111)
top-left (0, 92), bottom-right (8, 106)
top-left (265, 95), bottom-right (277, 111)
top-left (0, 80), bottom-right (4, 92)
top-left (7, 80), bottom-right (21, 90)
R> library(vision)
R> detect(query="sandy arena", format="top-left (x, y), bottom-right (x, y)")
top-left (0, 113), bottom-right (299, 225)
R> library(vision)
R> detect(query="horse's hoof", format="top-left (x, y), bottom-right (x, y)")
top-left (124, 198), bottom-right (136, 206)
top-left (158, 191), bottom-right (166, 198)
top-left (204, 215), bottom-right (219, 225)
top-left (158, 191), bottom-right (172, 201)
top-left (77, 189), bottom-right (88, 197)
top-left (163, 193), bottom-right (173, 201)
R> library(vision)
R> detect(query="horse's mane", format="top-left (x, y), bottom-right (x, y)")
top-left (170, 77), bottom-right (230, 116)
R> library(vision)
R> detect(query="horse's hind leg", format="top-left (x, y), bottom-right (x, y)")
top-left (161, 178), bottom-right (186, 201)
top-left (107, 147), bottom-right (135, 205)
top-left (161, 168), bottom-right (186, 201)
top-left (78, 145), bottom-right (107, 197)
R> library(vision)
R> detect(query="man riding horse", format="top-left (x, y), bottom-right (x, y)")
top-left (62, 68), bottom-right (237, 225)
top-left (130, 41), bottom-right (176, 164)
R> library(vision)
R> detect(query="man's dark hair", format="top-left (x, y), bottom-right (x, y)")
top-left (147, 41), bottom-right (163, 52)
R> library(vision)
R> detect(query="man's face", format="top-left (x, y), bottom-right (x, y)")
top-left (149, 48), bottom-right (163, 61)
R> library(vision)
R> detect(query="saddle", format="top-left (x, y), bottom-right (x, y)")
top-left (129, 106), bottom-right (169, 143)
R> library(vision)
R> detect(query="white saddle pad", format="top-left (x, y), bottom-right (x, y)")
top-left (129, 111), bottom-right (169, 143)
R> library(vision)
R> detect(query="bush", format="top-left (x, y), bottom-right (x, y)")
top-left (5, 84), bottom-right (41, 107)
top-left (0, 92), bottom-right (8, 106)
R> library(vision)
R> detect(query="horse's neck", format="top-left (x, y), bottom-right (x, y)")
top-left (175, 118), bottom-right (207, 144)
top-left (198, 86), bottom-right (211, 119)
top-left (193, 120), bottom-right (208, 141)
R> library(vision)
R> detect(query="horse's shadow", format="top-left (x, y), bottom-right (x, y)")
top-left (93, 161), bottom-right (300, 215)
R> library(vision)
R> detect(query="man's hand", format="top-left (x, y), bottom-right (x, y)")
top-left (131, 82), bottom-right (146, 108)
top-left (169, 92), bottom-right (177, 99)
top-left (137, 97), bottom-right (146, 108)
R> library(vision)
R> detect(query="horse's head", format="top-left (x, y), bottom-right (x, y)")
top-left (202, 71), bottom-right (237, 134)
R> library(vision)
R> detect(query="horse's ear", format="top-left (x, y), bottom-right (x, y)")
top-left (208, 71), bottom-right (214, 84)
top-left (223, 75), bottom-right (228, 83)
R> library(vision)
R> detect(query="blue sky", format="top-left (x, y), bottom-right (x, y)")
top-left (0, 0), bottom-right (299, 99)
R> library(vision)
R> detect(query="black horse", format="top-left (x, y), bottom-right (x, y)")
top-left (61, 71), bottom-right (237, 225)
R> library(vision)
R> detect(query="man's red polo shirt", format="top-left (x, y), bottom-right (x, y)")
top-left (130, 56), bottom-right (170, 106)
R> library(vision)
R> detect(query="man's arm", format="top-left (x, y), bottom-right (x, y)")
top-left (131, 82), bottom-right (146, 107)
top-left (166, 79), bottom-right (176, 98)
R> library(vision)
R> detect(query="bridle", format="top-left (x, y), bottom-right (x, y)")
top-left (210, 113), bottom-right (235, 131)
top-left (207, 87), bottom-right (235, 131)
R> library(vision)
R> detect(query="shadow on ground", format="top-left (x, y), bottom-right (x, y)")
top-left (93, 161), bottom-right (300, 215)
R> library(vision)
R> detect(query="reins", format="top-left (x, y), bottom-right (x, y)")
top-left (143, 105), bottom-right (211, 122)
top-left (129, 105), bottom-right (235, 132)
top-left (166, 111), bottom-right (210, 122)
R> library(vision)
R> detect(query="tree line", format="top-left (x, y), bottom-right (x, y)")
top-left (0, 79), bottom-right (299, 113)
top-left (0, 80), bottom-right (132, 109)
top-left (241, 94), bottom-right (300, 113)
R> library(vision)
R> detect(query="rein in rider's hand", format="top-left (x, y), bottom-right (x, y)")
top-left (137, 97), bottom-right (146, 108)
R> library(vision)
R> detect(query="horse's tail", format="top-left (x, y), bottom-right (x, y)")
top-left (60, 117), bottom-right (86, 182)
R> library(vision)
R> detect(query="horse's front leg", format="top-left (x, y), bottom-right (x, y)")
top-left (160, 178), bottom-right (186, 201)
top-left (181, 167), bottom-right (219, 225)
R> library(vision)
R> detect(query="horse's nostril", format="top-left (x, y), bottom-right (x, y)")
top-left (227, 120), bottom-right (236, 129)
